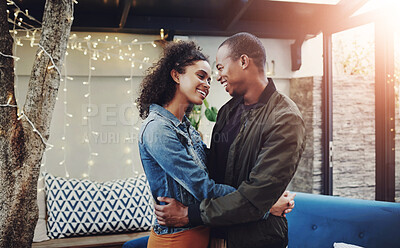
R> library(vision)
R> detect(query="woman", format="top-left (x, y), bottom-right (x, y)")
top-left (136, 41), bottom-right (291, 248)
top-left (137, 41), bottom-right (232, 248)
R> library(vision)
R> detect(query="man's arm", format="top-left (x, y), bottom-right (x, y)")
top-left (155, 191), bottom-right (296, 226)
top-left (155, 112), bottom-right (305, 227)
top-left (198, 113), bottom-right (305, 226)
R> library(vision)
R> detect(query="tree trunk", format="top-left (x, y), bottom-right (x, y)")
top-left (0, 0), bottom-right (73, 247)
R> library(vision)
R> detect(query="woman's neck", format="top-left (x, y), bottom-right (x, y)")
top-left (164, 94), bottom-right (188, 122)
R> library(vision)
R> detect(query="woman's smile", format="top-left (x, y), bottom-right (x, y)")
top-left (196, 88), bottom-right (208, 100)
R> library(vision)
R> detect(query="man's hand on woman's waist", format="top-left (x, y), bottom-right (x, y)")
top-left (155, 197), bottom-right (189, 227)
top-left (154, 191), bottom-right (296, 227)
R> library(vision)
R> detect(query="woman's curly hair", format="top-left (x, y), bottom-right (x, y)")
top-left (136, 40), bottom-right (209, 119)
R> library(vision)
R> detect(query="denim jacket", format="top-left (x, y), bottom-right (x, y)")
top-left (138, 104), bottom-right (235, 235)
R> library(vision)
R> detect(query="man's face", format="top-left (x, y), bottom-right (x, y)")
top-left (215, 45), bottom-right (245, 97)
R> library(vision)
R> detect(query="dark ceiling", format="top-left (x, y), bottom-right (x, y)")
top-left (9, 0), bottom-right (369, 39)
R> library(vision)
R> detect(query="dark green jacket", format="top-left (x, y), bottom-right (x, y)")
top-left (202, 80), bottom-right (306, 247)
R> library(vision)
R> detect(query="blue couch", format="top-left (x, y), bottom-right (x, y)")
top-left (287, 192), bottom-right (400, 248)
top-left (123, 192), bottom-right (400, 248)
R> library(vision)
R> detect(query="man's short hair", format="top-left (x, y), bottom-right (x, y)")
top-left (219, 32), bottom-right (266, 72)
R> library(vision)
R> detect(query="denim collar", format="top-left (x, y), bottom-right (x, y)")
top-left (149, 104), bottom-right (190, 128)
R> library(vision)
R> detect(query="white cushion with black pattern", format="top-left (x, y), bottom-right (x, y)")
top-left (44, 173), bottom-right (154, 239)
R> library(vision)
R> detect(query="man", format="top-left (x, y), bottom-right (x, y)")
top-left (155, 32), bottom-right (306, 248)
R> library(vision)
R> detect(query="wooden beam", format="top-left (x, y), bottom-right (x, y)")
top-left (119, 16), bottom-right (317, 39)
top-left (313, 0), bottom-right (369, 34)
top-left (375, 19), bottom-right (395, 202)
top-left (336, 0), bottom-right (370, 17)
top-left (118, 0), bottom-right (132, 29)
top-left (222, 0), bottom-right (254, 31)
top-left (325, 9), bottom-right (383, 34)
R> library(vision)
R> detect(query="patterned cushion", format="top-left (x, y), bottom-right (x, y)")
top-left (44, 173), bottom-right (154, 239)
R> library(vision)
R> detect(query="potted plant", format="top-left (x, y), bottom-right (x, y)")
top-left (189, 99), bottom-right (218, 132)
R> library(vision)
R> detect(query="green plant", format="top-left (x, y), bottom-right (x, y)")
top-left (188, 99), bottom-right (218, 130)
top-left (189, 104), bottom-right (202, 130)
top-left (203, 99), bottom-right (218, 122)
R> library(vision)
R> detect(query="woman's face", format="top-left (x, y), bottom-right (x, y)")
top-left (175, 60), bottom-right (211, 105)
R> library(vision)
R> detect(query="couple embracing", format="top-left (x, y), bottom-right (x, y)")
top-left (133, 32), bottom-right (305, 248)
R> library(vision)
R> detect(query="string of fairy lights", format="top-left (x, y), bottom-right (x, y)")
top-left (1, 0), bottom-right (158, 181)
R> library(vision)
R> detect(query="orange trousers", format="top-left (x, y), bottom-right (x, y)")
top-left (147, 226), bottom-right (210, 248)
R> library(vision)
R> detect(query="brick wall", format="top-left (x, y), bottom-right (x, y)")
top-left (331, 75), bottom-right (375, 200)
top-left (289, 76), bottom-right (400, 202)
top-left (288, 77), bottom-right (322, 193)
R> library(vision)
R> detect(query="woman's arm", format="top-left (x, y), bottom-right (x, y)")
top-left (141, 120), bottom-right (235, 201)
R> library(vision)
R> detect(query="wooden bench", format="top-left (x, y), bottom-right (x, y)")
top-left (32, 231), bottom-right (150, 248)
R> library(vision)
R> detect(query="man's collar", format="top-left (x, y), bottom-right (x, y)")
top-left (228, 77), bottom-right (277, 108)
top-left (257, 77), bottom-right (277, 105)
